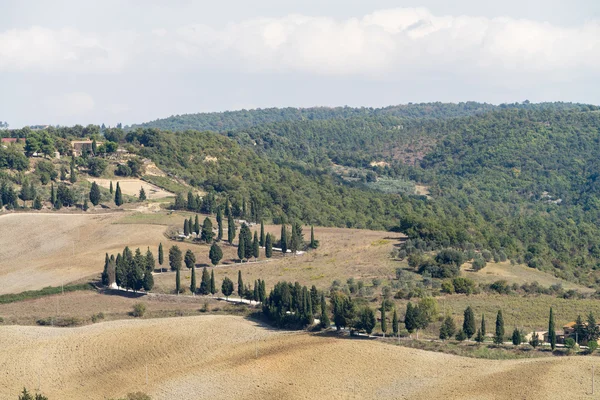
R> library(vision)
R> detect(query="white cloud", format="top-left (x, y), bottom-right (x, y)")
top-left (0, 8), bottom-right (598, 79)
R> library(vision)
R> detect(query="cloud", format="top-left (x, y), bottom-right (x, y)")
top-left (0, 8), bottom-right (599, 79)
top-left (44, 92), bottom-right (95, 117)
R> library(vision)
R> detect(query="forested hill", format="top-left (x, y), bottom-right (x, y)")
top-left (130, 101), bottom-right (593, 133)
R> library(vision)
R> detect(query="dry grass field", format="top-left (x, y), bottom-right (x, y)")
top-left (1, 315), bottom-right (598, 400)
top-left (87, 178), bottom-right (174, 199)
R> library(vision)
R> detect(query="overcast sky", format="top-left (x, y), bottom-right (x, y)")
top-left (1, 0), bottom-right (599, 128)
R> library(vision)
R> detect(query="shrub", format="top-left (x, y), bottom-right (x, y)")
top-left (91, 312), bottom-right (105, 323)
top-left (588, 341), bottom-right (598, 354)
top-left (452, 277), bottom-right (476, 295)
top-left (481, 250), bottom-right (492, 262)
top-left (564, 338), bottom-right (576, 349)
top-left (132, 303), bottom-right (146, 317)
top-left (455, 329), bottom-right (467, 341)
top-left (441, 280), bottom-right (455, 294)
top-left (489, 280), bottom-right (511, 295)
top-left (472, 257), bottom-right (486, 271)
top-left (0, 316), bottom-right (4, 323)
top-left (371, 278), bottom-right (382, 287)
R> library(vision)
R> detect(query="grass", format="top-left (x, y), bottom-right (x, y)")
top-left (142, 175), bottom-right (189, 194)
top-left (0, 283), bottom-right (95, 304)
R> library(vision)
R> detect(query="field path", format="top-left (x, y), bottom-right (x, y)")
top-left (0, 315), bottom-right (598, 399)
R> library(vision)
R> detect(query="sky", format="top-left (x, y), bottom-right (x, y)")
top-left (1, 0), bottom-right (599, 128)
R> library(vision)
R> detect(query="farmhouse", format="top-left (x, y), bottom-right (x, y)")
top-left (71, 140), bottom-right (103, 156)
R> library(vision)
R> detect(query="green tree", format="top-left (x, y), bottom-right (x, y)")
top-left (19, 387), bottom-right (48, 400)
top-left (392, 308), bottom-right (399, 336)
top-left (237, 236), bottom-right (246, 261)
top-left (548, 307), bottom-right (556, 350)
top-left (252, 231), bottom-right (259, 259)
top-left (280, 224), bottom-right (288, 255)
top-left (216, 208), bottom-right (223, 240)
top-left (82, 198), bottom-right (88, 211)
top-left (265, 233), bottom-right (273, 258)
top-left (69, 158), bottom-right (77, 183)
top-left (114, 182), bottom-right (123, 206)
top-left (33, 196), bottom-right (42, 210)
top-left (381, 302), bottom-right (387, 335)
top-left (169, 245), bottom-right (182, 271)
top-left (158, 243), bottom-right (164, 271)
top-left (494, 310), bottom-right (505, 345)
top-left (481, 313), bottom-right (486, 337)
top-left (200, 266), bottom-right (210, 295)
top-left (463, 306), bottom-right (476, 339)
top-left (439, 315), bottom-right (456, 340)
top-left (227, 214), bottom-right (236, 244)
top-left (183, 218), bottom-right (190, 236)
top-left (102, 253), bottom-right (110, 286)
top-left (109, 181), bottom-right (113, 194)
top-left (575, 314), bottom-right (586, 344)
top-left (237, 270), bottom-right (244, 297)
top-left (586, 312), bottom-right (600, 343)
top-left (139, 186), bottom-right (146, 201)
top-left (190, 263), bottom-right (197, 293)
top-left (175, 265), bottom-right (181, 294)
top-left (222, 277), bottom-right (234, 299)
top-left (512, 327), bottom-right (522, 346)
top-left (210, 269), bottom-right (216, 295)
top-left (194, 215), bottom-right (200, 236)
top-left (310, 225), bottom-right (318, 249)
top-left (201, 217), bottom-right (214, 243)
top-left (259, 221), bottom-right (265, 247)
top-left (529, 331), bottom-right (540, 348)
top-left (184, 249), bottom-right (196, 269)
top-left (209, 243), bottom-right (223, 266)
top-left (89, 181), bottom-right (101, 206)
top-left (50, 182), bottom-right (56, 205)
top-left (92, 138), bottom-right (97, 155)
top-left (320, 293), bottom-right (330, 328)
top-left (404, 302), bottom-right (417, 334)
top-left (357, 306), bottom-right (376, 334)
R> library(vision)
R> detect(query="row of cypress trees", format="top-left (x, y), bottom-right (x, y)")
top-left (101, 246), bottom-right (155, 292)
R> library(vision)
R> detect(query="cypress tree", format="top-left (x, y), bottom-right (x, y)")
top-left (194, 215), bottom-right (200, 236)
top-left (102, 253), bottom-right (110, 286)
top-left (187, 191), bottom-right (195, 211)
top-left (237, 270), bottom-right (244, 297)
top-left (92, 139), bottom-right (97, 155)
top-left (190, 263), bottom-right (197, 293)
top-left (259, 221), bottom-right (265, 247)
top-left (139, 186), bottom-right (146, 201)
top-left (216, 208), bottom-right (223, 241)
top-left (405, 302), bottom-right (416, 334)
top-left (265, 233), bottom-right (273, 258)
top-left (169, 245), bottom-right (182, 271)
top-left (548, 307), bottom-right (556, 350)
top-left (381, 302), bottom-right (387, 336)
top-left (481, 313), bottom-right (486, 337)
top-left (392, 308), bottom-right (399, 336)
top-left (209, 242), bottom-right (223, 266)
top-left (290, 223), bottom-right (298, 254)
top-left (310, 225), bottom-right (316, 249)
top-left (82, 198), bottom-right (88, 211)
top-left (188, 216), bottom-right (193, 236)
top-left (33, 196), bottom-right (42, 210)
top-left (252, 231), bottom-right (259, 259)
top-left (238, 236), bottom-right (245, 261)
top-left (320, 293), bottom-right (330, 329)
top-left (280, 224), bottom-right (288, 255)
top-left (201, 217), bottom-right (214, 243)
top-left (224, 198), bottom-right (230, 217)
top-left (494, 310), bottom-right (505, 345)
top-left (512, 327), bottom-right (522, 346)
top-left (227, 214), bottom-right (236, 244)
top-left (109, 181), bottom-right (113, 194)
top-left (253, 280), bottom-right (259, 301)
top-left (158, 243), bottom-right (164, 271)
top-left (440, 315), bottom-right (457, 340)
top-left (200, 266), bottom-right (210, 295)
top-left (114, 182), bottom-right (123, 206)
top-left (89, 182), bottom-right (101, 206)
top-left (183, 219), bottom-right (190, 236)
top-left (210, 269), bottom-right (216, 295)
top-left (50, 183), bottom-right (56, 205)
top-left (60, 166), bottom-right (67, 181)
top-left (176, 266), bottom-right (181, 294)
top-left (221, 277), bottom-right (234, 299)
top-left (184, 250), bottom-right (196, 269)
top-left (69, 159), bottom-right (77, 183)
top-left (463, 306), bottom-right (476, 339)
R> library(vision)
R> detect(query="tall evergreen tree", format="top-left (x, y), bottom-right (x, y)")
top-left (190, 263), bottom-right (197, 293)
top-left (238, 236), bottom-right (246, 261)
top-left (158, 243), bottom-right (164, 271)
top-left (548, 307), bottom-right (556, 350)
top-left (209, 242), bottom-right (223, 266)
top-left (188, 216), bottom-right (193, 236)
top-left (481, 313), bottom-right (486, 337)
top-left (259, 221), bottom-right (265, 247)
top-left (222, 277), bottom-right (234, 299)
top-left (194, 215), bottom-right (200, 236)
top-left (494, 310), bottom-right (505, 345)
top-left (145, 247), bottom-right (155, 272)
top-left (253, 280), bottom-right (259, 301)
top-left (439, 315), bottom-right (457, 340)
top-left (280, 224), bottom-right (288, 255)
top-left (92, 139), bottom-right (97, 155)
top-left (200, 266), bottom-right (210, 295)
top-left (187, 190), bottom-right (195, 211)
top-left (265, 233), bottom-right (273, 258)
top-left (109, 181), bottom-right (113, 194)
top-left (102, 253), bottom-right (110, 286)
top-left (201, 217), bottom-right (214, 243)
top-left (138, 186), bottom-right (146, 201)
top-left (463, 306), bottom-right (476, 339)
top-left (320, 293), bottom-right (330, 329)
top-left (50, 182), bottom-right (56, 206)
top-left (114, 182), bottom-right (123, 206)
top-left (175, 266), bottom-right (181, 294)
top-left (183, 219), bottom-right (190, 236)
top-left (184, 249), bottom-right (196, 269)
top-left (69, 158), bottom-right (77, 183)
top-left (381, 302), bottom-right (387, 336)
top-left (216, 208), bottom-right (223, 241)
top-left (392, 308), bottom-right (399, 336)
top-left (210, 269), bottom-right (216, 295)
top-left (169, 245), bottom-right (182, 271)
top-left (33, 196), bottom-right (42, 210)
top-left (89, 182), bottom-right (101, 206)
top-left (60, 166), bottom-right (67, 181)
top-left (512, 327), bottom-right (522, 346)
top-left (227, 214), bottom-right (236, 244)
top-left (252, 231), bottom-right (260, 258)
top-left (405, 302), bottom-right (416, 334)
top-left (310, 225), bottom-right (317, 249)
top-left (237, 270), bottom-right (244, 297)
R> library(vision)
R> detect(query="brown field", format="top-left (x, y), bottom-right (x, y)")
top-left (1, 315), bottom-right (598, 400)
top-left (87, 178), bottom-right (174, 199)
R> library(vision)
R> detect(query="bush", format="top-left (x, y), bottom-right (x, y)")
top-left (481, 250), bottom-right (492, 262)
top-left (132, 303), bottom-right (146, 317)
top-left (472, 257), bottom-right (486, 271)
top-left (36, 317), bottom-right (80, 327)
top-left (456, 329), bottom-right (467, 341)
top-left (588, 341), bottom-right (598, 354)
top-left (489, 280), bottom-right (511, 295)
top-left (564, 338), bottom-right (576, 349)
top-left (441, 280), bottom-right (455, 294)
top-left (451, 277), bottom-right (476, 295)
top-left (91, 312), bottom-right (105, 323)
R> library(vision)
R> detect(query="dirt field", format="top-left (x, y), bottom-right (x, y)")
top-left (87, 178), bottom-right (174, 199)
top-left (0, 315), bottom-right (597, 399)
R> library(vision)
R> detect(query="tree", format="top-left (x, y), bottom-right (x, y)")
top-left (201, 217), bottom-right (214, 243)
top-left (512, 327), bottom-right (522, 346)
top-left (439, 315), bottom-right (456, 340)
top-left (176, 265), bottom-right (181, 294)
top-left (481, 313), bottom-right (486, 338)
top-left (183, 219), bottom-right (190, 236)
top-left (109, 181), bottom-right (113, 194)
top-left (529, 331), bottom-right (540, 348)
top-left (265, 233), bottom-right (273, 258)
top-left (222, 277), bottom-right (234, 299)
top-left (494, 310), bottom-right (504, 345)
top-left (252, 231), bottom-right (259, 259)
top-left (33, 196), bottom-right (42, 210)
top-left (463, 306), bottom-right (476, 339)
top-left (280, 224), bottom-right (288, 255)
top-left (575, 314), bottom-right (586, 344)
top-left (237, 236), bottom-right (246, 261)
top-left (102, 253), bottom-right (110, 286)
top-left (158, 243), bottom-right (164, 272)
top-left (139, 187), bottom-right (146, 201)
top-left (69, 158), bottom-right (77, 183)
top-left (194, 214), bottom-right (200, 237)
top-left (237, 270), bottom-right (244, 297)
top-left (60, 166), bottom-right (67, 181)
top-left (209, 243), bottom-right (223, 266)
top-left (310, 225), bottom-right (318, 249)
top-left (227, 214), bottom-right (236, 244)
top-left (456, 329), bottom-right (467, 341)
top-left (210, 269), bottom-right (216, 295)
top-left (320, 293), bottom-right (330, 329)
top-left (19, 387), bottom-right (48, 400)
top-left (184, 250), bottom-right (195, 270)
top-left (200, 266), bottom-right (210, 295)
top-left (169, 245), bottom-right (182, 271)
top-left (381, 302), bottom-right (387, 336)
top-left (260, 221), bottom-right (265, 247)
top-left (115, 182), bottom-right (123, 206)
top-left (586, 312), bottom-right (600, 343)
top-left (50, 182), bottom-right (56, 205)
top-left (548, 307), bottom-right (556, 350)
top-left (216, 208), bottom-right (223, 240)
top-left (357, 306), bottom-right (376, 334)
top-left (89, 181), bottom-right (101, 206)
top-left (92, 138), bottom-right (97, 155)
top-left (405, 302), bottom-right (417, 334)
top-left (392, 308), bottom-right (399, 337)
top-left (189, 261), bottom-right (197, 293)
